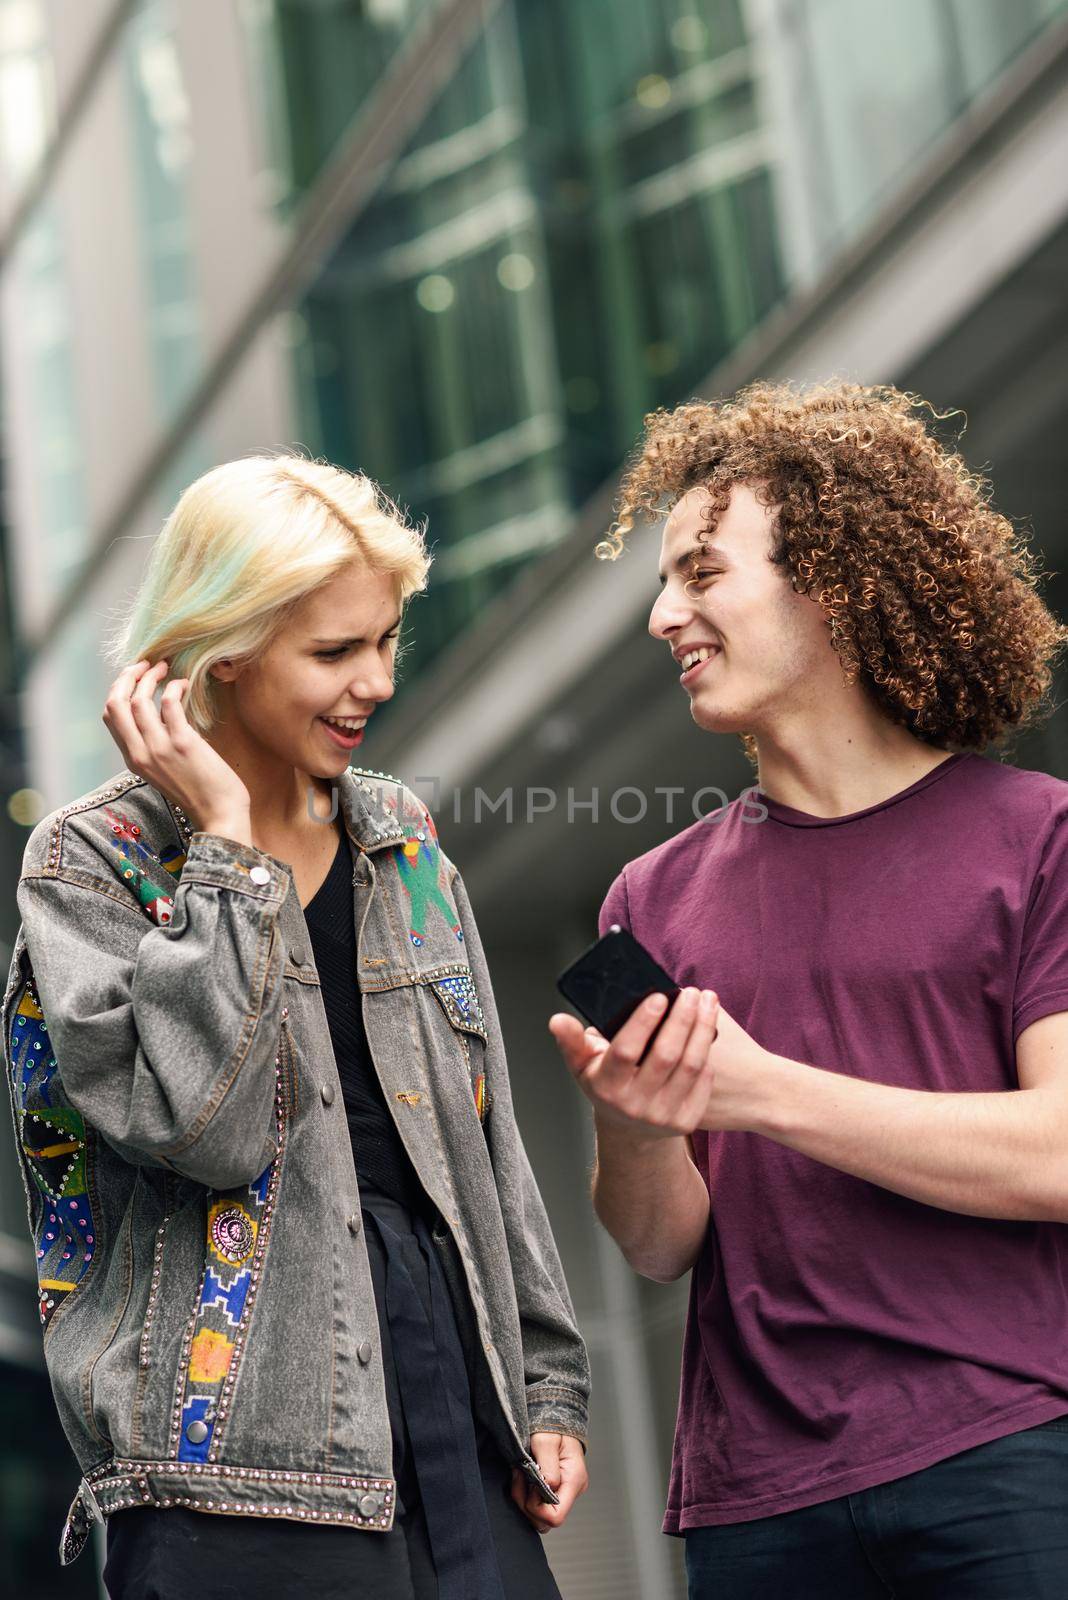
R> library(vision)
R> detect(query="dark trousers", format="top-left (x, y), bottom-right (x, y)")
top-left (104, 1183), bottom-right (559, 1600)
top-left (684, 1414), bottom-right (1068, 1599)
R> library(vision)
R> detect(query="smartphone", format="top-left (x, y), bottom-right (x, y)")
top-left (556, 925), bottom-right (680, 1043)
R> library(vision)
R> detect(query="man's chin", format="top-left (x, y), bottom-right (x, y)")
top-left (691, 698), bottom-right (742, 735)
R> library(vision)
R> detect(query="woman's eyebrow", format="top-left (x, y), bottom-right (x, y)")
top-left (312, 616), bottom-right (403, 644)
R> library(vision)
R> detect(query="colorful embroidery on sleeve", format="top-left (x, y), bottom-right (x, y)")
top-left (7, 971), bottom-right (94, 1327)
top-left (102, 806), bottom-right (184, 926)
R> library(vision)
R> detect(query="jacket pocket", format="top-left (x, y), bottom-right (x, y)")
top-left (426, 970), bottom-right (490, 1122)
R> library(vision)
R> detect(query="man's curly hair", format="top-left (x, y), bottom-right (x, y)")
top-left (597, 379), bottom-right (1068, 767)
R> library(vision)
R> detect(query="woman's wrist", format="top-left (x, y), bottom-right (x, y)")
top-left (198, 812), bottom-right (253, 848)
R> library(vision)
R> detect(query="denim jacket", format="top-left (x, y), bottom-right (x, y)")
top-left (3, 764), bottom-right (589, 1565)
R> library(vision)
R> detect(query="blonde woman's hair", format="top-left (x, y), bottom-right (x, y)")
top-left (103, 454), bottom-right (431, 735)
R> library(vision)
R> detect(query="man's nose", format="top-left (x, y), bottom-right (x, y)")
top-left (649, 590), bottom-right (692, 641)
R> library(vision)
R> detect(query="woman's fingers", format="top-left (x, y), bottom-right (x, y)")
top-left (532, 1435), bottom-right (588, 1529)
top-left (529, 1432), bottom-right (564, 1493)
top-left (101, 659), bottom-right (149, 721)
top-left (103, 658), bottom-right (180, 777)
top-left (128, 659), bottom-right (168, 723)
top-left (129, 659), bottom-right (167, 699)
top-left (511, 1433), bottom-right (588, 1529)
top-left (103, 659), bottom-right (161, 766)
top-left (101, 661), bottom-right (250, 830)
top-left (509, 1468), bottom-right (553, 1534)
top-left (105, 659), bottom-right (148, 693)
top-left (159, 678), bottom-right (192, 746)
top-left (128, 661), bottom-right (172, 763)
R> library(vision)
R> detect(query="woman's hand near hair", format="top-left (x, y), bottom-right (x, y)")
top-left (102, 659), bottom-right (252, 841)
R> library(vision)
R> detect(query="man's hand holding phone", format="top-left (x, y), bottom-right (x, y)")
top-left (549, 986), bottom-right (721, 1139)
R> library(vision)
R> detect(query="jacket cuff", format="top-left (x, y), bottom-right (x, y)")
top-left (178, 832), bottom-right (291, 901)
top-left (526, 1384), bottom-right (589, 1451)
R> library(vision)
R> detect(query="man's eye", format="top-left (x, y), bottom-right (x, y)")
top-left (690, 570), bottom-right (718, 584)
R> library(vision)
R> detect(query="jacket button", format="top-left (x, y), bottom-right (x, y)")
top-left (249, 865), bottom-right (271, 886)
top-left (348, 1214), bottom-right (361, 1235)
top-left (290, 946), bottom-right (307, 966)
top-left (185, 1420), bottom-right (209, 1444)
top-left (320, 1083), bottom-right (335, 1106)
top-left (357, 1341), bottom-right (372, 1364)
top-left (358, 1493), bottom-right (378, 1517)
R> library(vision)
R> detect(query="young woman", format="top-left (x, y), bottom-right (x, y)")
top-left (3, 455), bottom-right (589, 1599)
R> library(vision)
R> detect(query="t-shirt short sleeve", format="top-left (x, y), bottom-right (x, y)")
top-left (1013, 814), bottom-right (1068, 1043)
top-left (598, 868), bottom-right (631, 939)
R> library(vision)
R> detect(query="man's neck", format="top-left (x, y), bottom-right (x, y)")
top-left (754, 734), bottom-right (957, 820)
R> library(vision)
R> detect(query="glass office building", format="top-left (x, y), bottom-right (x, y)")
top-left (1, 2), bottom-right (1067, 1593)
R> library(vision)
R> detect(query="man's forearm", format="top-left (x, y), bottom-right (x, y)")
top-left (752, 1054), bottom-right (1068, 1222)
top-left (592, 1116), bottom-right (710, 1281)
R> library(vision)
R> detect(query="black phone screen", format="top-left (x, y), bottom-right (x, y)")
top-left (556, 925), bottom-right (680, 1041)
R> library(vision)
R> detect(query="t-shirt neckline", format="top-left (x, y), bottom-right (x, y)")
top-left (754, 751), bottom-right (971, 828)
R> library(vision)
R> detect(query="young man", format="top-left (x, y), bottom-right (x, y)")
top-left (550, 381), bottom-right (1068, 1598)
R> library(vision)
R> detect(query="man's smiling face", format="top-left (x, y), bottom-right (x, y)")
top-left (648, 482), bottom-right (840, 738)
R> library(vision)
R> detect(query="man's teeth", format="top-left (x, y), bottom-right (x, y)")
top-left (681, 647), bottom-right (717, 671)
top-left (323, 716), bottom-right (366, 731)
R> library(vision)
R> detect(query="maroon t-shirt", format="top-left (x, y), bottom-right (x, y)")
top-left (598, 751), bottom-right (1068, 1531)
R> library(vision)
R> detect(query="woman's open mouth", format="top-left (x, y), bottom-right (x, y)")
top-left (319, 717), bottom-right (366, 749)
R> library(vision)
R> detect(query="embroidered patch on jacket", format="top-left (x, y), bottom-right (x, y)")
top-left (393, 804), bottom-right (464, 949)
top-left (102, 805), bottom-right (183, 925)
top-left (7, 968), bottom-right (95, 1327)
top-left (208, 1200), bottom-right (257, 1265)
top-left (430, 972), bottom-right (487, 1040)
top-left (429, 973), bottom-right (490, 1122)
top-left (172, 1044), bottom-right (287, 1464)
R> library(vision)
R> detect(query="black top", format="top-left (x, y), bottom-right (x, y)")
top-left (302, 826), bottom-right (429, 1215)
